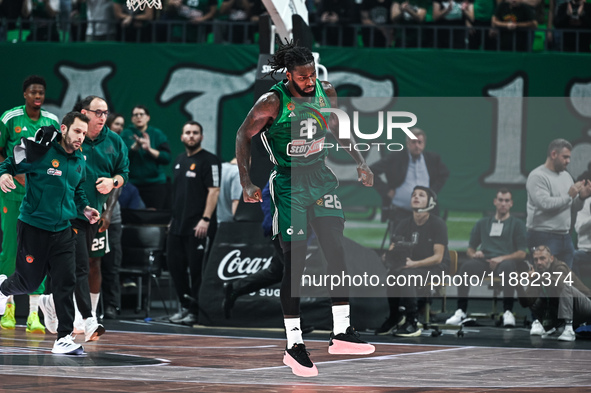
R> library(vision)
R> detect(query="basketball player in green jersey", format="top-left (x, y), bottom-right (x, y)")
top-left (236, 42), bottom-right (375, 377)
top-left (0, 75), bottom-right (59, 334)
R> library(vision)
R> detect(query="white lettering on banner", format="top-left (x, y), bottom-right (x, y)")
top-left (481, 75), bottom-right (528, 185)
top-left (159, 68), bottom-right (256, 153)
top-left (217, 249), bottom-right (274, 280)
top-left (44, 64), bottom-right (114, 121)
top-left (568, 81), bottom-right (591, 179)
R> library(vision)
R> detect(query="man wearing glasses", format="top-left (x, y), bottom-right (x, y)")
top-left (39, 96), bottom-right (129, 343)
top-left (120, 105), bottom-right (171, 210)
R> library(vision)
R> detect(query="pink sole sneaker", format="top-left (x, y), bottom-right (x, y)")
top-left (328, 340), bottom-right (376, 355)
top-left (283, 350), bottom-right (318, 377)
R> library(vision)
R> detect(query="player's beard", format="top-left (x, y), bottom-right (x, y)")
top-left (293, 81), bottom-right (315, 97)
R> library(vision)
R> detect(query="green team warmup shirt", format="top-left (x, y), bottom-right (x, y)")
top-left (262, 80), bottom-right (344, 241)
top-left (0, 105), bottom-right (60, 201)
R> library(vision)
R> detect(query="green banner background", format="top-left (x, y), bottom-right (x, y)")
top-left (0, 43), bottom-right (590, 212)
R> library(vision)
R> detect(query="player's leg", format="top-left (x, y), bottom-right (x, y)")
top-left (273, 171), bottom-right (318, 377)
top-left (0, 197), bottom-right (20, 329)
top-left (88, 229), bottom-right (109, 318)
top-left (311, 214), bottom-right (375, 355)
top-left (71, 219), bottom-right (104, 341)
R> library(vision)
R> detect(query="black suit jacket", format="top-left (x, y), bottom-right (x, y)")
top-left (371, 151), bottom-right (450, 205)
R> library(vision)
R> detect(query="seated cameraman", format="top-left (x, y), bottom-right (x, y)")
top-left (517, 245), bottom-right (591, 341)
top-left (446, 188), bottom-right (527, 327)
top-left (377, 186), bottom-right (450, 337)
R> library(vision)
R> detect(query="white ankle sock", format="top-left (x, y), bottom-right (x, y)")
top-left (285, 317), bottom-right (303, 347)
top-left (29, 295), bottom-right (39, 314)
top-left (90, 293), bottom-right (100, 317)
top-left (332, 304), bottom-right (350, 335)
top-left (6, 295), bottom-right (14, 304)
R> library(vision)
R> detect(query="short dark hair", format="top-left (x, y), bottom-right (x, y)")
top-left (106, 112), bottom-right (123, 129)
top-left (62, 111), bottom-right (90, 130)
top-left (132, 105), bottom-right (150, 116)
top-left (497, 187), bottom-right (512, 197)
top-left (183, 120), bottom-right (203, 133)
top-left (268, 40), bottom-right (314, 77)
top-left (407, 128), bottom-right (426, 141)
top-left (23, 75), bottom-right (46, 92)
top-left (73, 96), bottom-right (105, 112)
top-left (547, 139), bottom-right (572, 157)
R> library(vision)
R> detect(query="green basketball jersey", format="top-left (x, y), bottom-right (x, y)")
top-left (0, 105), bottom-right (60, 201)
top-left (262, 80), bottom-right (331, 168)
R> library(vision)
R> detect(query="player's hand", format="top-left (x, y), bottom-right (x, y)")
top-left (357, 163), bottom-right (374, 187)
top-left (473, 250), bottom-right (485, 259)
top-left (84, 206), bottom-right (101, 224)
top-left (242, 183), bottom-right (262, 203)
top-left (194, 220), bottom-right (209, 239)
top-left (402, 257), bottom-right (417, 269)
top-left (13, 174), bottom-right (25, 187)
top-left (98, 212), bottom-right (111, 233)
top-left (96, 177), bottom-right (115, 194)
top-left (0, 174), bottom-right (16, 193)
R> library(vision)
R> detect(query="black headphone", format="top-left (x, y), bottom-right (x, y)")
top-left (413, 186), bottom-right (437, 213)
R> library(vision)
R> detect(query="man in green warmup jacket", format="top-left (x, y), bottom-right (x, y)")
top-left (0, 111), bottom-right (100, 355)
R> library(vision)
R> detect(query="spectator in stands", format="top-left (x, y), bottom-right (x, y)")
top-left (391, 0), bottom-right (428, 48)
top-left (315, 0), bottom-right (356, 47)
top-left (546, 0), bottom-right (568, 50)
top-left (120, 105), bottom-right (171, 210)
top-left (464, 0), bottom-right (497, 49)
top-left (526, 139), bottom-right (591, 269)
top-left (217, 0), bottom-right (261, 43)
top-left (491, 0), bottom-right (537, 51)
top-left (158, 0), bottom-right (217, 43)
top-left (446, 188), bottom-right (527, 327)
top-left (371, 128), bottom-right (450, 241)
top-left (112, 0), bottom-right (154, 42)
top-left (22, 0), bottom-right (60, 41)
top-left (432, 0), bottom-right (468, 49)
top-left (553, 0), bottom-right (591, 52)
top-left (0, 0), bottom-right (25, 40)
top-left (167, 121), bottom-right (221, 326)
top-left (378, 186), bottom-right (450, 337)
top-left (69, 0), bottom-right (87, 42)
top-left (86, 0), bottom-right (116, 41)
top-left (518, 245), bottom-right (591, 341)
top-left (218, 158), bottom-right (242, 224)
top-left (574, 164), bottom-right (591, 276)
top-left (360, 0), bottom-right (396, 47)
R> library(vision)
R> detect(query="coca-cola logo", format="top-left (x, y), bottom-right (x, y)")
top-left (217, 249), bottom-right (274, 280)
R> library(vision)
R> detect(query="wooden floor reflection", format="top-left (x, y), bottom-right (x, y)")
top-left (1, 327), bottom-right (591, 392)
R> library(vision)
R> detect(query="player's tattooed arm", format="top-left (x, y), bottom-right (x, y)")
top-left (323, 81), bottom-right (373, 187)
top-left (236, 92), bottom-right (280, 202)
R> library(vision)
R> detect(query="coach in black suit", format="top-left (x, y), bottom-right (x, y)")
top-left (371, 128), bottom-right (450, 232)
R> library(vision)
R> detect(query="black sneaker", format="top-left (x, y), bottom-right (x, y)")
top-left (394, 319), bottom-right (422, 337)
top-left (222, 282), bottom-right (236, 319)
top-left (283, 343), bottom-right (318, 377)
top-left (374, 315), bottom-right (405, 335)
top-left (329, 326), bottom-right (375, 355)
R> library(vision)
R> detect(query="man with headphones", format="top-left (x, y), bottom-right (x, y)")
top-left (380, 185), bottom-right (451, 337)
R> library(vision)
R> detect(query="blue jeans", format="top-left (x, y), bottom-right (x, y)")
top-left (527, 230), bottom-right (575, 269)
top-left (573, 249), bottom-right (591, 278)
